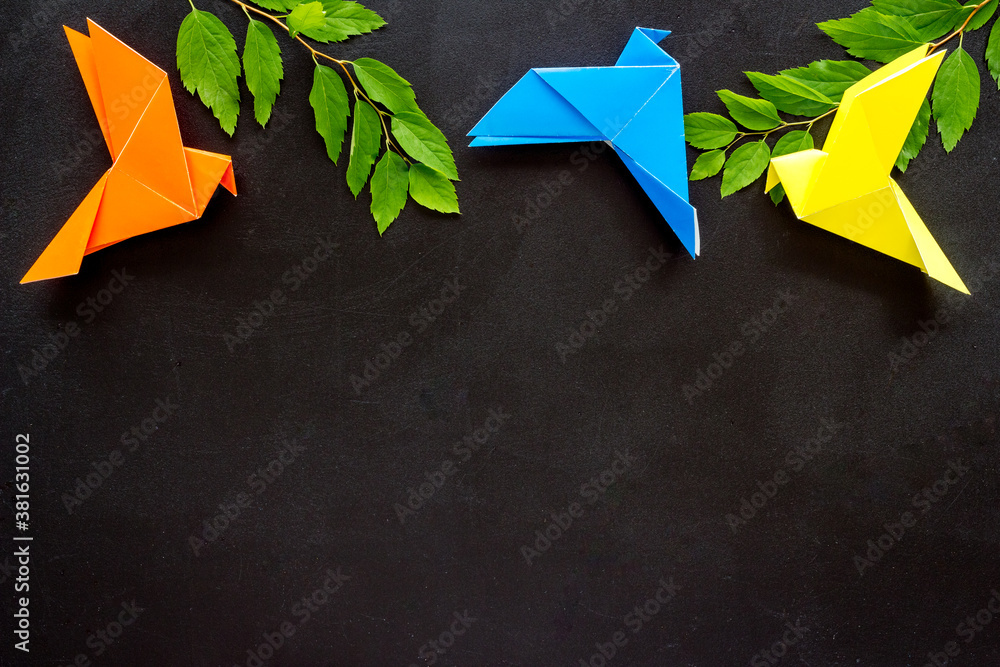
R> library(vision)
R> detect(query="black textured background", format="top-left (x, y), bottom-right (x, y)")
top-left (2, 0), bottom-right (1000, 665)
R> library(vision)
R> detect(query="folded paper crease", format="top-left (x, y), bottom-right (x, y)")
top-left (468, 27), bottom-right (698, 258)
top-left (21, 19), bottom-right (236, 284)
top-left (765, 45), bottom-right (967, 294)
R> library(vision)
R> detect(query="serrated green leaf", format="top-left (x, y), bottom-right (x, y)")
top-left (352, 58), bottom-right (416, 113)
top-left (872, 0), bottom-right (964, 41)
top-left (684, 113), bottom-right (738, 149)
top-left (248, 0), bottom-right (300, 11)
top-left (897, 98), bottom-right (931, 171)
top-left (391, 111), bottom-right (458, 180)
top-left (309, 64), bottom-right (350, 163)
top-left (177, 8), bottom-right (241, 135)
top-left (987, 18), bottom-right (1000, 85)
top-left (717, 90), bottom-right (781, 131)
top-left (243, 19), bottom-right (283, 127)
top-left (772, 130), bottom-right (814, 157)
top-left (301, 1), bottom-right (386, 43)
top-left (371, 151), bottom-right (409, 234)
top-left (963, 0), bottom-right (998, 30)
top-left (932, 47), bottom-right (980, 152)
top-left (769, 183), bottom-right (786, 205)
top-left (287, 2), bottom-right (327, 39)
top-left (721, 141), bottom-right (771, 197)
top-left (745, 72), bottom-right (835, 116)
top-left (817, 8), bottom-right (926, 63)
top-left (690, 150), bottom-right (726, 181)
top-left (779, 60), bottom-right (871, 101)
top-left (408, 163), bottom-right (459, 214)
top-left (346, 98), bottom-right (382, 197)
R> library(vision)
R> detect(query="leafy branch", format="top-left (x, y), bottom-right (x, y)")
top-left (686, 0), bottom-right (998, 202)
top-left (177, 0), bottom-right (459, 235)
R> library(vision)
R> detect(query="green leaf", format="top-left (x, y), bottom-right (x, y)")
top-left (371, 152), bottom-right (409, 234)
top-left (721, 141), bottom-right (771, 197)
top-left (817, 8), bottom-right (926, 63)
top-left (772, 130), bottom-right (814, 157)
top-left (779, 60), bottom-right (871, 101)
top-left (391, 111), bottom-right (458, 180)
top-left (963, 0), bottom-right (998, 30)
top-left (717, 90), bottom-right (781, 131)
top-left (872, 0), bottom-right (964, 41)
top-left (352, 58), bottom-right (416, 113)
top-left (684, 113), bottom-right (738, 149)
top-left (932, 46), bottom-right (980, 152)
top-left (309, 64), bottom-right (350, 163)
top-left (301, 1), bottom-right (387, 43)
top-left (987, 18), bottom-right (1000, 85)
top-left (745, 71), bottom-right (835, 116)
top-left (287, 2), bottom-right (327, 39)
top-left (177, 8), bottom-right (241, 135)
top-left (248, 0), bottom-right (300, 11)
top-left (896, 98), bottom-right (931, 171)
top-left (768, 130), bottom-right (810, 205)
top-left (408, 163), bottom-right (459, 214)
top-left (690, 150), bottom-right (726, 181)
top-left (769, 183), bottom-right (786, 205)
top-left (243, 19), bottom-right (283, 127)
top-left (346, 98), bottom-right (382, 197)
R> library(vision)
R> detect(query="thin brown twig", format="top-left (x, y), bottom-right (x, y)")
top-left (929, 0), bottom-right (992, 54)
top-left (228, 0), bottom-right (406, 158)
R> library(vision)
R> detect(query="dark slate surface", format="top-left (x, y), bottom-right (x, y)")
top-left (2, 0), bottom-right (999, 665)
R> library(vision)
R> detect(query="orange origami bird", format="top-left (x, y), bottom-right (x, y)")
top-left (21, 19), bottom-right (236, 284)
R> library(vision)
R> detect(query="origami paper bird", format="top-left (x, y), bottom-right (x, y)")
top-left (21, 19), bottom-right (237, 284)
top-left (765, 45), bottom-right (968, 294)
top-left (468, 28), bottom-right (698, 258)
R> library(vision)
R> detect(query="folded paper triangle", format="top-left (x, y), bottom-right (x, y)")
top-left (766, 45), bottom-right (967, 294)
top-left (21, 20), bottom-right (237, 284)
top-left (468, 28), bottom-right (698, 258)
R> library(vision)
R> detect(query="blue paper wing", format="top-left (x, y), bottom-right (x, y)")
top-left (614, 146), bottom-right (699, 258)
top-left (536, 66), bottom-right (670, 138)
top-left (613, 68), bottom-right (689, 200)
top-left (467, 70), bottom-right (605, 142)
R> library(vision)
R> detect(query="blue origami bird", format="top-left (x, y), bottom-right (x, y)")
top-left (468, 27), bottom-right (698, 257)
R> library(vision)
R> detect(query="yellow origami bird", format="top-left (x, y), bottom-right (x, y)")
top-left (765, 45), bottom-right (968, 294)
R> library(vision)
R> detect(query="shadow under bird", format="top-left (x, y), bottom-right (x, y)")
top-left (468, 27), bottom-right (699, 258)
